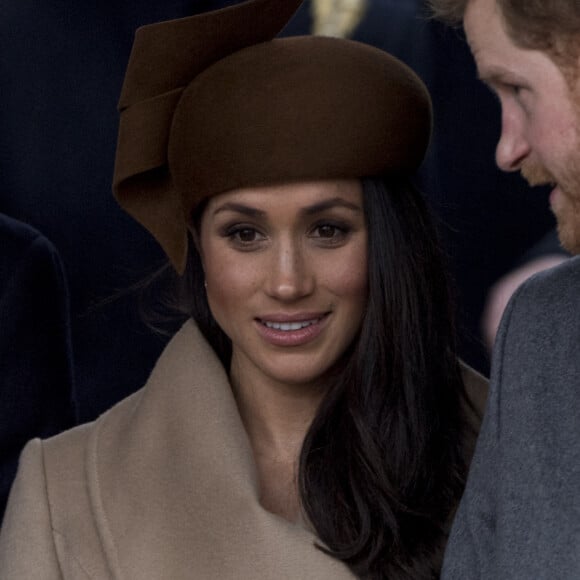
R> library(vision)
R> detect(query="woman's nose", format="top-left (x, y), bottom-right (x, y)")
top-left (265, 241), bottom-right (314, 301)
top-left (495, 106), bottom-right (531, 172)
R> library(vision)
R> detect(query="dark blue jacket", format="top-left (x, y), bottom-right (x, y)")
top-left (0, 214), bottom-right (76, 518)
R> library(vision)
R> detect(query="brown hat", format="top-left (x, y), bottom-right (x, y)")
top-left (113, 0), bottom-right (432, 273)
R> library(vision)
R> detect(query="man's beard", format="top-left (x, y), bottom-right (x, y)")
top-left (520, 161), bottom-right (555, 187)
top-left (520, 158), bottom-right (580, 255)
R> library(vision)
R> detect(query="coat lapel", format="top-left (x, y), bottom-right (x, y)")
top-left (87, 321), bottom-right (354, 579)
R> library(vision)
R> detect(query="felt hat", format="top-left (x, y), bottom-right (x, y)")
top-left (113, 0), bottom-right (432, 273)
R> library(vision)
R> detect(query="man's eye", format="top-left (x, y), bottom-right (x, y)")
top-left (496, 81), bottom-right (523, 97)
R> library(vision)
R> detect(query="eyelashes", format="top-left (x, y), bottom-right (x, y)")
top-left (225, 225), bottom-right (265, 246)
top-left (308, 222), bottom-right (352, 245)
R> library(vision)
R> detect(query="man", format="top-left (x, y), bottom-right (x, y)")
top-left (429, 0), bottom-right (580, 577)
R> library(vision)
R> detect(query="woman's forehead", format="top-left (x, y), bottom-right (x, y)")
top-left (204, 180), bottom-right (364, 215)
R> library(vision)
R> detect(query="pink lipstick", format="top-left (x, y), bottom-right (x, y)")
top-left (255, 313), bottom-right (329, 347)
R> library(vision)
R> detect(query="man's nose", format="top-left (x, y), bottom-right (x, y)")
top-left (495, 105), bottom-right (531, 172)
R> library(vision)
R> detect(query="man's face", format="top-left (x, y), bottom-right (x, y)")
top-left (464, 0), bottom-right (580, 254)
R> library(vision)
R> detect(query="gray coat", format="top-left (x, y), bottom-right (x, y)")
top-left (442, 256), bottom-right (580, 579)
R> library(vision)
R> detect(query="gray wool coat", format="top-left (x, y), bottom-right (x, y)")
top-left (442, 256), bottom-right (580, 579)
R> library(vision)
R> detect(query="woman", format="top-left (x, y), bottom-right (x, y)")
top-left (0, 0), bottom-right (486, 578)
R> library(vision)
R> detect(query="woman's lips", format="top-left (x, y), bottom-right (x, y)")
top-left (255, 313), bottom-right (329, 347)
top-left (263, 318), bottom-right (319, 331)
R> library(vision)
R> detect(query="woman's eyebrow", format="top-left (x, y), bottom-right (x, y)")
top-left (301, 197), bottom-right (362, 215)
top-left (212, 203), bottom-right (266, 218)
top-left (212, 197), bottom-right (362, 218)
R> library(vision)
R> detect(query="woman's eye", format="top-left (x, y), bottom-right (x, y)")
top-left (311, 223), bottom-right (350, 243)
top-left (225, 226), bottom-right (265, 246)
top-left (235, 228), bottom-right (258, 242)
top-left (316, 225), bottom-right (340, 238)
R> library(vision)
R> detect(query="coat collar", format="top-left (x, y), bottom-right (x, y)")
top-left (88, 320), bottom-right (355, 579)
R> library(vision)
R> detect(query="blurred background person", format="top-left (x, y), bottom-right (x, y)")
top-left (0, 214), bottom-right (76, 519)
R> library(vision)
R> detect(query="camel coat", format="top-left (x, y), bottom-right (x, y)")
top-left (0, 321), bottom-right (487, 579)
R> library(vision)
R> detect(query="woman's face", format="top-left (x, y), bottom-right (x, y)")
top-left (197, 179), bottom-right (368, 390)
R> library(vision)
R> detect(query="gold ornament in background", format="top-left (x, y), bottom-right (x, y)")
top-left (311, 0), bottom-right (368, 38)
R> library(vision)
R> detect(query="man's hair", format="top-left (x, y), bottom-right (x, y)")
top-left (429, 0), bottom-right (580, 72)
top-left (428, 0), bottom-right (468, 24)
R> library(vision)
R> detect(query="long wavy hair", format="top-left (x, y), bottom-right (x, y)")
top-left (181, 176), bottom-right (469, 579)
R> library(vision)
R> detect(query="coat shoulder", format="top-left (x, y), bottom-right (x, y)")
top-left (0, 425), bottom-right (113, 579)
top-left (507, 255), bottom-right (580, 322)
top-left (39, 389), bottom-right (145, 576)
top-left (494, 255), bottom-right (580, 382)
top-left (41, 422), bottom-right (112, 577)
